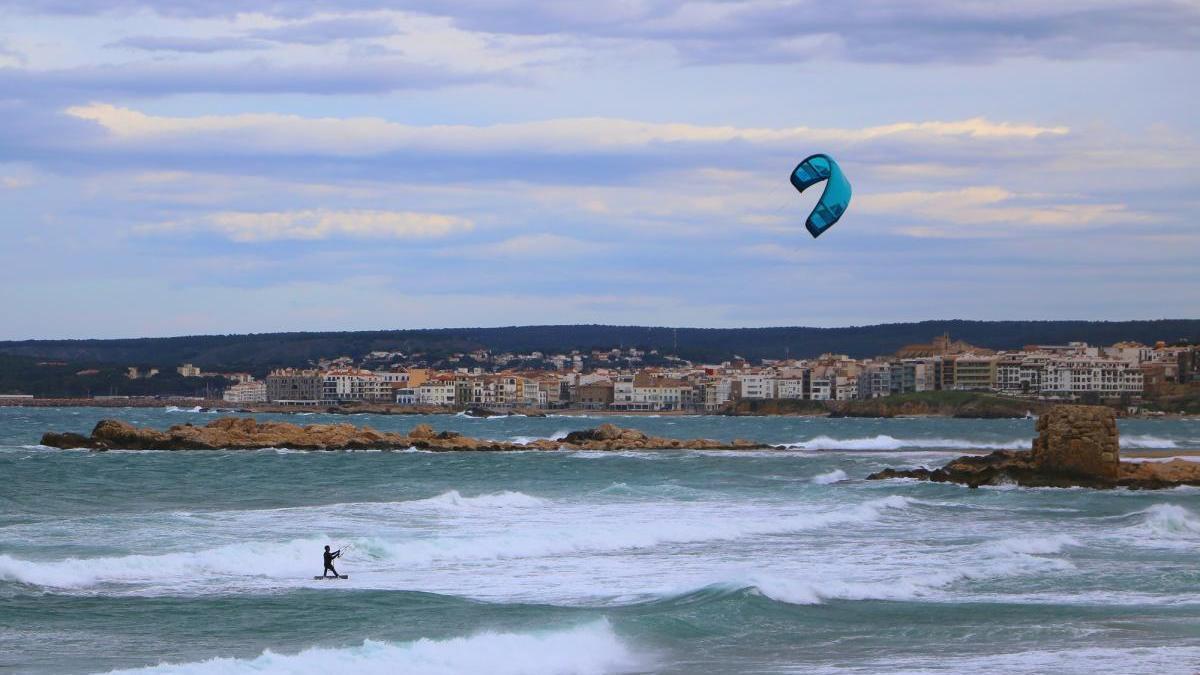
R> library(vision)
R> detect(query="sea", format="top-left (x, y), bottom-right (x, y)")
top-left (2, 406), bottom-right (1200, 674)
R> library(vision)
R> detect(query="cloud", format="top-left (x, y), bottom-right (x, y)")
top-left (0, 57), bottom-right (499, 99)
top-left (736, 243), bottom-right (810, 263)
top-left (65, 103), bottom-right (1069, 157)
top-left (12, 1), bottom-right (1197, 64)
top-left (106, 35), bottom-right (269, 53)
top-left (138, 209), bottom-right (474, 242)
top-left (857, 187), bottom-right (1148, 237)
top-left (249, 16), bottom-right (400, 44)
top-left (1, 176), bottom-right (33, 189)
top-left (444, 233), bottom-right (608, 259)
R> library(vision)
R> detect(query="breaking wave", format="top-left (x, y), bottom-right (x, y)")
top-left (104, 620), bottom-right (644, 675)
top-left (510, 431), bottom-right (570, 445)
top-left (811, 469), bottom-right (848, 484)
top-left (0, 496), bottom-right (916, 590)
top-left (747, 534), bottom-right (1076, 605)
top-left (1120, 435), bottom-right (1183, 449)
top-left (408, 490), bottom-right (548, 510)
top-left (784, 435), bottom-right (1030, 451)
top-left (1138, 504), bottom-right (1200, 537)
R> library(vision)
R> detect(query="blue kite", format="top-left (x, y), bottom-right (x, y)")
top-left (790, 154), bottom-right (851, 238)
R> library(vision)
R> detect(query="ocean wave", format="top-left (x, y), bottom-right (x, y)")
top-left (783, 435), bottom-right (1030, 451)
top-left (510, 431), bottom-right (570, 445)
top-left (981, 533), bottom-right (1079, 556)
top-left (817, 645), bottom-right (1200, 675)
top-left (811, 469), bottom-right (848, 485)
top-left (104, 620), bottom-right (644, 675)
top-left (747, 534), bottom-right (1075, 606)
top-left (568, 451), bottom-right (669, 460)
top-left (1120, 434), bottom-right (1185, 449)
top-left (0, 496), bottom-right (916, 589)
top-left (365, 495), bottom-right (917, 566)
top-left (408, 490), bottom-right (548, 510)
top-left (1139, 504), bottom-right (1200, 537)
top-left (1122, 455), bottom-right (1200, 464)
top-left (0, 538), bottom-right (326, 588)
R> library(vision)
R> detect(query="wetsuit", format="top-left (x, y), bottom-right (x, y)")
top-left (323, 549), bottom-right (340, 577)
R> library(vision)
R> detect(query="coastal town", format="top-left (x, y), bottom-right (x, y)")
top-left (154, 335), bottom-right (1200, 412)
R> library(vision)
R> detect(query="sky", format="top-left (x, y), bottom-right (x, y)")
top-left (1, 1), bottom-right (1197, 339)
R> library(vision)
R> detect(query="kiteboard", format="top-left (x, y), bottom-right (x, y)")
top-left (313, 575), bottom-right (349, 580)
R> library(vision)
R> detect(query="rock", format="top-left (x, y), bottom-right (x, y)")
top-left (561, 423), bottom-right (622, 444)
top-left (408, 424), bottom-right (436, 440)
top-left (1030, 405), bottom-right (1119, 481)
top-left (462, 407), bottom-right (502, 418)
top-left (38, 418), bottom-right (769, 453)
top-left (38, 431), bottom-right (93, 449)
top-left (867, 404), bottom-right (1200, 490)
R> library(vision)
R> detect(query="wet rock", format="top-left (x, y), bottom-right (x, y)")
top-left (408, 424), bottom-right (436, 440)
top-left (868, 404), bottom-right (1200, 490)
top-left (38, 418), bottom-right (769, 453)
top-left (1031, 405), bottom-right (1120, 481)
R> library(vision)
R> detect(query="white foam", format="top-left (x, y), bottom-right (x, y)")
top-left (0, 496), bottom-right (916, 590)
top-left (749, 533), bottom-right (1075, 606)
top-left (817, 645), bottom-right (1200, 675)
top-left (0, 538), bottom-right (324, 588)
top-left (1122, 455), bottom-right (1200, 463)
top-left (408, 490), bottom-right (548, 510)
top-left (1139, 503), bottom-right (1200, 537)
top-left (509, 431), bottom-right (569, 445)
top-left (105, 620), bottom-right (645, 675)
top-left (784, 435), bottom-right (1029, 451)
top-left (811, 469), bottom-right (848, 485)
top-left (981, 534), bottom-right (1078, 556)
top-left (1121, 434), bottom-right (1183, 449)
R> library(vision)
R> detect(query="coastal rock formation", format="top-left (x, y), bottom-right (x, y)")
top-left (39, 418), bottom-right (767, 453)
top-left (1030, 405), bottom-right (1120, 480)
top-left (868, 404), bottom-right (1200, 489)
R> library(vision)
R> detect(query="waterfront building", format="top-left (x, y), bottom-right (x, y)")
top-left (223, 381), bottom-right (267, 403)
top-left (265, 369), bottom-right (323, 404)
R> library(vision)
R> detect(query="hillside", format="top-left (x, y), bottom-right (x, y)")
top-left (0, 321), bottom-right (1196, 372)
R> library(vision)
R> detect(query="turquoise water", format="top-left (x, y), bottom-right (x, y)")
top-left (2, 407), bottom-right (1200, 674)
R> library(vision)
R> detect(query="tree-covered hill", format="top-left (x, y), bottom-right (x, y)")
top-left (1, 320), bottom-right (1196, 372)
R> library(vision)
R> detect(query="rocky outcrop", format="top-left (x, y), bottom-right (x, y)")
top-left (39, 418), bottom-right (767, 452)
top-left (1030, 405), bottom-right (1120, 480)
top-left (868, 404), bottom-right (1200, 489)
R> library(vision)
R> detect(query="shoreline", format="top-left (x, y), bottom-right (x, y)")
top-left (1, 398), bottom-right (1196, 420)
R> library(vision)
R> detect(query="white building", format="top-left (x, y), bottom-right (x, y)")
top-left (177, 364), bottom-right (202, 377)
top-left (1041, 356), bottom-right (1143, 397)
top-left (416, 380), bottom-right (456, 406)
top-left (737, 374), bottom-right (775, 399)
top-left (223, 381), bottom-right (267, 403)
top-left (809, 377), bottom-right (833, 401)
top-left (776, 378), bottom-right (806, 400)
top-left (322, 369), bottom-right (390, 403)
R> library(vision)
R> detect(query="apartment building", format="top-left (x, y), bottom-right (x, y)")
top-left (1041, 356), bottom-right (1143, 397)
top-left (322, 369), bottom-right (390, 403)
top-left (223, 380), bottom-right (267, 403)
top-left (265, 369), bottom-right (323, 404)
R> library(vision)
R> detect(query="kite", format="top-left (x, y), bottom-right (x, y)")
top-left (790, 154), bottom-right (851, 238)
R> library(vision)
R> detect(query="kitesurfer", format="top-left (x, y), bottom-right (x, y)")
top-left (322, 545), bottom-right (341, 578)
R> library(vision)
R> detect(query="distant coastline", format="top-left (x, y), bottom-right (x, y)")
top-left (3, 396), bottom-right (1195, 420)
